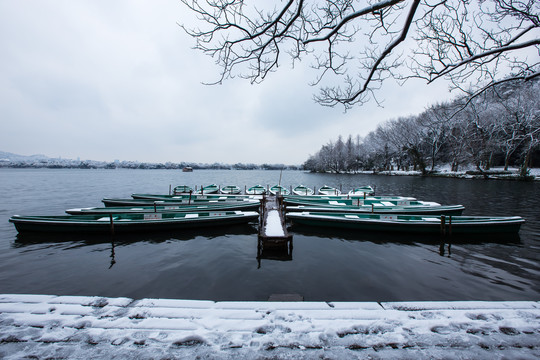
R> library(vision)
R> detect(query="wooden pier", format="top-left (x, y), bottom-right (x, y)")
top-left (258, 195), bottom-right (292, 252)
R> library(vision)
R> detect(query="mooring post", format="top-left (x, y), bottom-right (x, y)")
top-left (169, 184), bottom-right (171, 195)
top-left (440, 215), bottom-right (446, 236)
top-left (154, 203), bottom-right (157, 213)
top-left (448, 216), bottom-right (452, 236)
top-left (109, 213), bottom-right (115, 235)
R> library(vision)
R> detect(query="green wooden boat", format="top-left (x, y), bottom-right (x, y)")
top-left (220, 185), bottom-right (241, 195)
top-left (10, 211), bottom-right (259, 234)
top-left (349, 186), bottom-right (375, 196)
top-left (103, 198), bottom-right (260, 207)
top-left (292, 184), bottom-right (314, 196)
top-left (286, 212), bottom-right (524, 235)
top-left (269, 185), bottom-right (290, 195)
top-left (196, 184), bottom-right (219, 194)
top-left (246, 184), bottom-right (266, 195)
top-left (284, 197), bottom-right (441, 207)
top-left (67, 202), bottom-right (260, 215)
top-left (286, 204), bottom-right (464, 216)
top-left (318, 185), bottom-right (341, 195)
top-left (131, 193), bottom-right (253, 201)
top-left (284, 194), bottom-right (416, 201)
top-left (173, 185), bottom-right (193, 195)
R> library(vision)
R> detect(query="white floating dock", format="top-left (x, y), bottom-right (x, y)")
top-left (0, 294), bottom-right (538, 359)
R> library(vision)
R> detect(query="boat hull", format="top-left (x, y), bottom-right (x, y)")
top-left (318, 186), bottom-right (341, 196)
top-left (106, 197), bottom-right (261, 207)
top-left (67, 202), bottom-right (261, 215)
top-left (269, 186), bottom-right (290, 195)
top-left (286, 205), bottom-right (465, 216)
top-left (246, 185), bottom-right (266, 195)
top-left (10, 211), bottom-right (259, 234)
top-left (292, 186), bottom-right (314, 196)
top-left (286, 212), bottom-right (524, 235)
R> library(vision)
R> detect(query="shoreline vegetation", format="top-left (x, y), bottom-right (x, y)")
top-left (353, 167), bottom-right (540, 181)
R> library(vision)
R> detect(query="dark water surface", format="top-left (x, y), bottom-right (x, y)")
top-left (0, 169), bottom-right (538, 301)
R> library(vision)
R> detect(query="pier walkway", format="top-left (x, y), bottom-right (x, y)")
top-left (258, 195), bottom-right (292, 250)
top-left (0, 294), bottom-right (538, 359)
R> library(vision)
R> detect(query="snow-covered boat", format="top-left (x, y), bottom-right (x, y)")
top-left (196, 184), bottom-right (219, 194)
top-left (220, 185), bottom-right (241, 195)
top-left (172, 185), bottom-right (193, 194)
top-left (286, 204), bottom-right (464, 216)
top-left (246, 184), bottom-right (266, 195)
top-left (103, 197), bottom-right (259, 207)
top-left (292, 184), bottom-right (314, 196)
top-left (284, 195), bottom-right (416, 201)
top-left (318, 185), bottom-right (341, 195)
top-left (283, 197), bottom-right (440, 208)
top-left (269, 185), bottom-right (290, 195)
top-left (67, 201), bottom-right (260, 215)
top-left (348, 186), bottom-right (375, 196)
top-left (10, 211), bottom-right (259, 234)
top-left (286, 212), bottom-right (524, 235)
top-left (130, 193), bottom-right (252, 201)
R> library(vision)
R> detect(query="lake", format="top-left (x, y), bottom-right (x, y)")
top-left (0, 168), bottom-right (538, 301)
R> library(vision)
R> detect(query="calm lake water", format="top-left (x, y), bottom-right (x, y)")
top-left (0, 168), bottom-right (538, 301)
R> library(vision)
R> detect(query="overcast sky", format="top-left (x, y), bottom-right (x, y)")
top-left (0, 1), bottom-right (454, 165)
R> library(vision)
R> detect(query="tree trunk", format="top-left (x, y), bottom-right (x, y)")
top-left (520, 150), bottom-right (531, 177)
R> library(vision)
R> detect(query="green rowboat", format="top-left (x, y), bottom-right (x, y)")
top-left (246, 184), bottom-right (267, 195)
top-left (349, 186), bottom-right (375, 196)
top-left (269, 185), bottom-right (290, 195)
top-left (131, 193), bottom-right (253, 201)
top-left (67, 202), bottom-right (260, 215)
top-left (286, 212), bottom-right (524, 235)
top-left (318, 185), bottom-right (341, 195)
top-left (173, 185), bottom-right (193, 194)
top-left (220, 185), bottom-right (241, 195)
top-left (286, 204), bottom-right (464, 216)
top-left (283, 197), bottom-right (441, 207)
top-left (103, 198), bottom-right (260, 207)
top-left (284, 195), bottom-right (416, 201)
top-left (10, 211), bottom-right (259, 234)
top-left (196, 184), bottom-right (219, 194)
top-left (292, 184), bottom-right (314, 196)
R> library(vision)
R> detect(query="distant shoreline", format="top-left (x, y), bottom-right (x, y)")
top-left (310, 168), bottom-right (540, 181)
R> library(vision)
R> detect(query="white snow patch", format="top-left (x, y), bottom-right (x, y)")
top-left (0, 295), bottom-right (539, 359)
top-left (265, 210), bottom-right (285, 237)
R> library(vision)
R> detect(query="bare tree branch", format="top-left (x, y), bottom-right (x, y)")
top-left (181, 0), bottom-right (540, 109)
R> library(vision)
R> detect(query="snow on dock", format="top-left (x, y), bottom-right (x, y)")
top-left (0, 294), bottom-right (538, 359)
top-left (265, 210), bottom-right (285, 237)
top-left (258, 195), bottom-right (292, 246)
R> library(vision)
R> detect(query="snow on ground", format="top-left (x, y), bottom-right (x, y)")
top-left (0, 294), bottom-right (538, 359)
top-left (356, 166), bottom-right (540, 180)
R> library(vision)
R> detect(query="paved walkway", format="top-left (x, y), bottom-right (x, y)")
top-left (0, 294), bottom-right (538, 359)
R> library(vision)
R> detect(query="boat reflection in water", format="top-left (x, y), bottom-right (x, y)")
top-left (14, 224), bottom-right (259, 269)
top-left (288, 223), bottom-right (521, 259)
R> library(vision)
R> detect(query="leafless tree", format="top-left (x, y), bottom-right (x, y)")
top-left (181, 0), bottom-right (539, 109)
